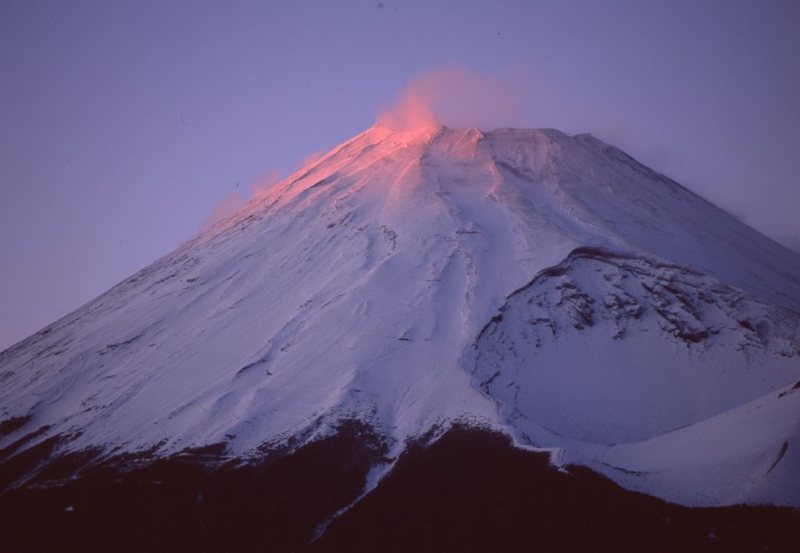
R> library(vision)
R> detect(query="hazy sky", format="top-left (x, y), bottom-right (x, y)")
top-left (1, 0), bottom-right (798, 350)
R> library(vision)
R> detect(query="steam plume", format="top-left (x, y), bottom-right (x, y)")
top-left (376, 68), bottom-right (518, 131)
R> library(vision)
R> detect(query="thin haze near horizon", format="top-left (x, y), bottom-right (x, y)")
top-left (1, 0), bottom-right (799, 351)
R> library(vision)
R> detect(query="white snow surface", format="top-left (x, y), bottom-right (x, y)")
top-left (1, 124), bottom-right (799, 506)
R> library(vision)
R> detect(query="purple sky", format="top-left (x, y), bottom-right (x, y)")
top-left (1, 0), bottom-right (799, 351)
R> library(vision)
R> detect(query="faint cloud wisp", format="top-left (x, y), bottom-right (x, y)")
top-left (201, 169), bottom-right (284, 231)
top-left (376, 68), bottom-right (519, 132)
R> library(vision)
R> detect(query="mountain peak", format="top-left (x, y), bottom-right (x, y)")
top-left (364, 121), bottom-right (486, 149)
top-left (2, 123), bottom-right (800, 510)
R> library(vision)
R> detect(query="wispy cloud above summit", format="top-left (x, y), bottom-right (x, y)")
top-left (376, 68), bottom-right (519, 132)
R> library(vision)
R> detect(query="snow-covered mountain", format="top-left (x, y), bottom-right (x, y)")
top-left (2, 123), bottom-right (799, 509)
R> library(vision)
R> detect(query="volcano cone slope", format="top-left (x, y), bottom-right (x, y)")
top-left (1, 125), bottom-right (799, 524)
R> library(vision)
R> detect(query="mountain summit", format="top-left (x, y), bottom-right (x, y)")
top-left (2, 125), bottom-right (800, 545)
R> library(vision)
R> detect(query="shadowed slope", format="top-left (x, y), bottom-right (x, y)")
top-left (2, 424), bottom-right (798, 553)
top-left (313, 426), bottom-right (800, 553)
